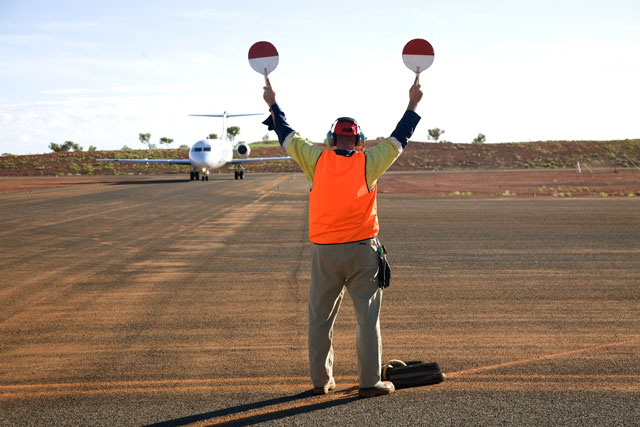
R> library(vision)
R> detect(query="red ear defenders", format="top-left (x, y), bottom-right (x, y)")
top-left (326, 117), bottom-right (366, 147)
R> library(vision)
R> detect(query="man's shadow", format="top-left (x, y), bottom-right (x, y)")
top-left (146, 387), bottom-right (359, 427)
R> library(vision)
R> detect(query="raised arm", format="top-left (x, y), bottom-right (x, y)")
top-left (261, 78), bottom-right (324, 183)
top-left (261, 78), bottom-right (295, 145)
top-left (364, 77), bottom-right (423, 188)
top-left (389, 77), bottom-right (423, 149)
top-left (263, 77), bottom-right (277, 107)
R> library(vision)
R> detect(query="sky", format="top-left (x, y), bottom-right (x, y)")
top-left (1, 0), bottom-right (639, 155)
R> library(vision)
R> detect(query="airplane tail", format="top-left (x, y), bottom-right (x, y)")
top-left (189, 112), bottom-right (263, 142)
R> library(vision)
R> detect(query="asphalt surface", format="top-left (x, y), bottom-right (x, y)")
top-left (0, 173), bottom-right (638, 426)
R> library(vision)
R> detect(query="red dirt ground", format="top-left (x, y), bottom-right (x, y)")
top-left (378, 169), bottom-right (640, 197)
top-left (1, 169), bottom-right (638, 197)
top-left (0, 176), bottom-right (148, 194)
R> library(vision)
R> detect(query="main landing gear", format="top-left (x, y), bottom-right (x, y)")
top-left (190, 171), bottom-right (209, 181)
top-left (234, 164), bottom-right (245, 180)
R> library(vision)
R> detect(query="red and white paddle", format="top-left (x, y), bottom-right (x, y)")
top-left (248, 41), bottom-right (279, 84)
top-left (402, 39), bottom-right (434, 82)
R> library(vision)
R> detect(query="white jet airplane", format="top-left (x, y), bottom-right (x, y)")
top-left (98, 112), bottom-right (290, 181)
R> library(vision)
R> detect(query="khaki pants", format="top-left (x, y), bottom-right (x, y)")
top-left (308, 238), bottom-right (382, 388)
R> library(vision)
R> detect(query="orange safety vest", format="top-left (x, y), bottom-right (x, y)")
top-left (309, 150), bottom-right (379, 244)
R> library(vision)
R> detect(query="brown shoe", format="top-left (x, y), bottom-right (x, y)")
top-left (313, 378), bottom-right (336, 395)
top-left (358, 381), bottom-right (395, 398)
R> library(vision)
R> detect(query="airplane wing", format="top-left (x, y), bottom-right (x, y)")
top-left (97, 158), bottom-right (191, 164)
top-left (189, 114), bottom-right (263, 118)
top-left (229, 157), bottom-right (292, 163)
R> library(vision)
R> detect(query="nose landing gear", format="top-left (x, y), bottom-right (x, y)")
top-left (190, 171), bottom-right (209, 181)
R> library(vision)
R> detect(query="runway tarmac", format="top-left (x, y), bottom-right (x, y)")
top-left (1, 173), bottom-right (638, 426)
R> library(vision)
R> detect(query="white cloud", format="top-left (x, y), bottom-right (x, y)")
top-left (38, 20), bottom-right (99, 31)
top-left (61, 40), bottom-right (117, 50)
top-left (0, 90), bottom-right (271, 155)
top-left (108, 83), bottom-right (219, 94)
top-left (41, 88), bottom-right (93, 95)
top-left (178, 9), bottom-right (244, 20)
top-left (0, 33), bottom-right (54, 45)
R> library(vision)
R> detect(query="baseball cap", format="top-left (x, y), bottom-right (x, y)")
top-left (334, 118), bottom-right (359, 136)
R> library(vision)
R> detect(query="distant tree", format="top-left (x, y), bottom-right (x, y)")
top-left (49, 142), bottom-right (63, 152)
top-left (472, 133), bottom-right (486, 145)
top-left (179, 144), bottom-right (190, 150)
top-left (226, 126), bottom-right (240, 142)
top-left (208, 133), bottom-right (218, 140)
top-left (138, 133), bottom-right (152, 148)
top-left (49, 141), bottom-right (83, 152)
top-left (428, 128), bottom-right (445, 142)
top-left (88, 145), bottom-right (97, 151)
top-left (69, 141), bottom-right (83, 151)
top-left (122, 145), bottom-right (131, 150)
top-left (262, 133), bottom-right (270, 142)
top-left (159, 137), bottom-right (174, 146)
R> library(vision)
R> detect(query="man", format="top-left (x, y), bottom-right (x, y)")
top-left (262, 76), bottom-right (422, 398)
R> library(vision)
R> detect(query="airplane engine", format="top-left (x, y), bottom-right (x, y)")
top-left (236, 143), bottom-right (251, 157)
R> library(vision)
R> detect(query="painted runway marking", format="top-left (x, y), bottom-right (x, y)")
top-left (0, 376), bottom-right (355, 399)
top-left (1, 338), bottom-right (638, 400)
top-left (3, 374), bottom-right (638, 400)
top-left (445, 337), bottom-right (640, 378)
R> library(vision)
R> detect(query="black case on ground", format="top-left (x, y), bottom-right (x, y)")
top-left (382, 361), bottom-right (444, 389)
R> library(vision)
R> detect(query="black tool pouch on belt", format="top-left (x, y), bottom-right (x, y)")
top-left (376, 242), bottom-right (390, 289)
top-left (382, 361), bottom-right (444, 389)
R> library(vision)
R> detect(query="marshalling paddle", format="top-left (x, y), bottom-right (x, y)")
top-left (249, 41), bottom-right (279, 129)
top-left (248, 41), bottom-right (279, 82)
top-left (402, 38), bottom-right (435, 83)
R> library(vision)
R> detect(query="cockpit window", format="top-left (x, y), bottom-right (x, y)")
top-left (194, 147), bottom-right (203, 152)
top-left (203, 147), bottom-right (211, 152)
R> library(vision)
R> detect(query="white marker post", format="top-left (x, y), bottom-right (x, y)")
top-left (402, 38), bottom-right (435, 83)
top-left (249, 41), bottom-right (280, 129)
